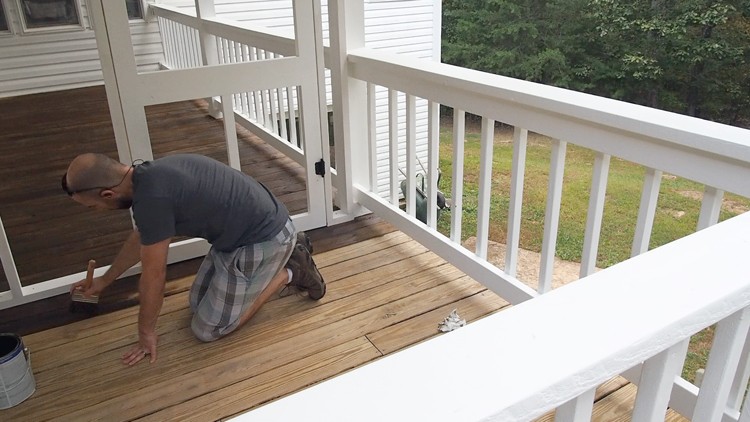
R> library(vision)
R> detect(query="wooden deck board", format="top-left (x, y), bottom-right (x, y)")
top-left (5, 236), bottom-right (502, 421)
top-left (143, 338), bottom-right (381, 422)
top-left (4, 232), bottom-right (653, 421)
top-left (591, 382), bottom-right (690, 421)
top-left (367, 289), bottom-right (510, 355)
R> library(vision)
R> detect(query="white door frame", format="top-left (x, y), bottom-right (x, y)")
top-left (0, 0), bottom-right (334, 310)
top-left (89, 0), bottom-right (332, 264)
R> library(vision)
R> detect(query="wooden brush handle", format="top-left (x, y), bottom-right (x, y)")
top-left (83, 259), bottom-right (96, 290)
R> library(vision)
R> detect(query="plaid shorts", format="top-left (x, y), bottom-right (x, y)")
top-left (189, 219), bottom-right (296, 342)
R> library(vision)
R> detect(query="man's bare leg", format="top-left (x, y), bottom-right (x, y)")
top-left (235, 268), bottom-right (289, 328)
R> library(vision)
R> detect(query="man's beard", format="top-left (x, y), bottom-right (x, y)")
top-left (116, 198), bottom-right (133, 209)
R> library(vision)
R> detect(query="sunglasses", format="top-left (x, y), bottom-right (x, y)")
top-left (61, 164), bottom-right (135, 197)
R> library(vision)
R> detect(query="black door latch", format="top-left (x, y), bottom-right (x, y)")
top-left (314, 159), bottom-right (326, 177)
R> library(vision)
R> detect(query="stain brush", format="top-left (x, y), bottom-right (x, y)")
top-left (69, 259), bottom-right (99, 314)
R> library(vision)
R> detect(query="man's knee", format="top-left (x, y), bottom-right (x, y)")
top-left (191, 317), bottom-right (228, 342)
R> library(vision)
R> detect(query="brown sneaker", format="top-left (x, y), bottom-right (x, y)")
top-left (285, 243), bottom-right (326, 300)
top-left (296, 231), bottom-right (313, 255)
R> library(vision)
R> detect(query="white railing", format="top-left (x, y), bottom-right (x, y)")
top-left (151, 1), bottom-right (750, 418)
top-left (336, 50), bottom-right (750, 419)
top-left (345, 48), bottom-right (750, 300)
top-left (321, 0), bottom-right (750, 419)
top-left (154, 4), bottom-right (309, 171)
top-left (242, 211), bottom-right (750, 421)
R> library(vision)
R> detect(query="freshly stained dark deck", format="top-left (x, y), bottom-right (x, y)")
top-left (0, 87), bottom-right (686, 421)
top-left (0, 85), bottom-right (307, 288)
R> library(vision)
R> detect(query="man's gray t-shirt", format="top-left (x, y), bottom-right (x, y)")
top-left (132, 154), bottom-right (289, 251)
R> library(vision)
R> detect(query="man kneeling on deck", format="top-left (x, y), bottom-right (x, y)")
top-left (63, 153), bottom-right (325, 366)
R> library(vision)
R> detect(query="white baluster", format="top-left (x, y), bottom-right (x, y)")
top-left (697, 186), bottom-right (724, 231)
top-left (694, 307), bottom-right (750, 422)
top-left (632, 167), bottom-right (662, 257)
top-left (450, 108), bottom-right (465, 243)
top-left (632, 339), bottom-right (689, 421)
top-left (505, 126), bottom-right (528, 277)
top-left (405, 94), bottom-right (417, 217)
top-left (388, 89), bottom-right (399, 206)
top-left (367, 83), bottom-right (378, 192)
top-left (539, 139), bottom-right (567, 293)
top-left (580, 152), bottom-right (611, 278)
top-left (555, 388), bottom-right (595, 422)
top-left (426, 100), bottom-right (440, 229)
top-left (475, 117), bottom-right (495, 260)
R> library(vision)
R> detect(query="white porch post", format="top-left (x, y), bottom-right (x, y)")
top-left (88, 0), bottom-right (137, 163)
top-left (0, 216), bottom-right (22, 304)
top-left (293, 0), bottom-right (331, 230)
top-left (90, 0), bottom-right (154, 163)
top-left (327, 0), bottom-right (368, 220)
top-left (195, 0), bottom-right (221, 118)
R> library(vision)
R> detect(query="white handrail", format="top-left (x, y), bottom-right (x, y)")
top-left (242, 212), bottom-right (750, 421)
top-left (347, 48), bottom-right (750, 197)
top-left (150, 4), bottom-right (299, 58)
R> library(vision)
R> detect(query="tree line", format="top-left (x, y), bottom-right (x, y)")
top-left (442, 0), bottom-right (750, 128)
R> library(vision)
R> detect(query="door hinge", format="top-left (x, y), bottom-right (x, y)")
top-left (314, 159), bottom-right (326, 177)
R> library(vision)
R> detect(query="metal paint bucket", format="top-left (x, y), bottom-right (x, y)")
top-left (0, 333), bottom-right (36, 409)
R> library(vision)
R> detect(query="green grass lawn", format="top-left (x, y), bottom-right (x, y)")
top-left (436, 124), bottom-right (748, 266)
top-left (433, 119), bottom-right (749, 382)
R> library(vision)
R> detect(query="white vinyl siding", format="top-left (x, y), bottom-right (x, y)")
top-left (0, 1), bottom-right (161, 98)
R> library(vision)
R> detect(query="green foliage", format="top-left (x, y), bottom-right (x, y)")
top-left (442, 0), bottom-right (750, 127)
top-left (442, 0), bottom-right (598, 90)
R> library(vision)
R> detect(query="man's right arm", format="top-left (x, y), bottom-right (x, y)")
top-left (101, 229), bottom-right (143, 285)
top-left (72, 229), bottom-right (143, 296)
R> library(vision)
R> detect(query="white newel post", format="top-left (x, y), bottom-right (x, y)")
top-left (327, 0), bottom-right (368, 219)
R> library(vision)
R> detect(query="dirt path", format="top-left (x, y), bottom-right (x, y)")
top-left (463, 237), bottom-right (592, 291)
